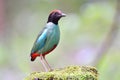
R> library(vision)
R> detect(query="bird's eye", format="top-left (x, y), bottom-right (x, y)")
top-left (54, 13), bottom-right (58, 15)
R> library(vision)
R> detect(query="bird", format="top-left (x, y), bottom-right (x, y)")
top-left (30, 10), bottom-right (66, 72)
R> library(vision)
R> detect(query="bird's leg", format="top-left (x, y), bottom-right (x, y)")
top-left (43, 57), bottom-right (52, 71)
top-left (40, 55), bottom-right (48, 72)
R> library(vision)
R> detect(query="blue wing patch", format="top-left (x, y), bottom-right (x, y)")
top-left (31, 29), bottom-right (48, 54)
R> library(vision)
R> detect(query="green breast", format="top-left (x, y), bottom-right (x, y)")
top-left (39, 22), bottom-right (60, 54)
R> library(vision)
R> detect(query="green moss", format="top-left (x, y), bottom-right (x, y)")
top-left (25, 66), bottom-right (98, 80)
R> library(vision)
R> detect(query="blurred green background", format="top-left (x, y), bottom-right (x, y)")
top-left (0, 0), bottom-right (120, 80)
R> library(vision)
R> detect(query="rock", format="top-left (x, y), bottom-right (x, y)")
top-left (25, 66), bottom-right (98, 80)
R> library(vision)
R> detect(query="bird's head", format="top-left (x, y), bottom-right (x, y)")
top-left (47, 9), bottom-right (66, 25)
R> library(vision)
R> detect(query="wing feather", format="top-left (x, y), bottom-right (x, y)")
top-left (31, 28), bottom-right (48, 54)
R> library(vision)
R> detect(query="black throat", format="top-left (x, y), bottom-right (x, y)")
top-left (47, 14), bottom-right (61, 25)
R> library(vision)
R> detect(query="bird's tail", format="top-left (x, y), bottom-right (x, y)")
top-left (30, 53), bottom-right (40, 61)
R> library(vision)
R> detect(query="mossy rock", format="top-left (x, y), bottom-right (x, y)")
top-left (25, 66), bottom-right (98, 80)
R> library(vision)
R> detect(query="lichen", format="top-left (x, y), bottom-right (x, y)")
top-left (25, 65), bottom-right (98, 80)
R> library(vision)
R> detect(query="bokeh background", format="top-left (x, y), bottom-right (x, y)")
top-left (0, 0), bottom-right (120, 80)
